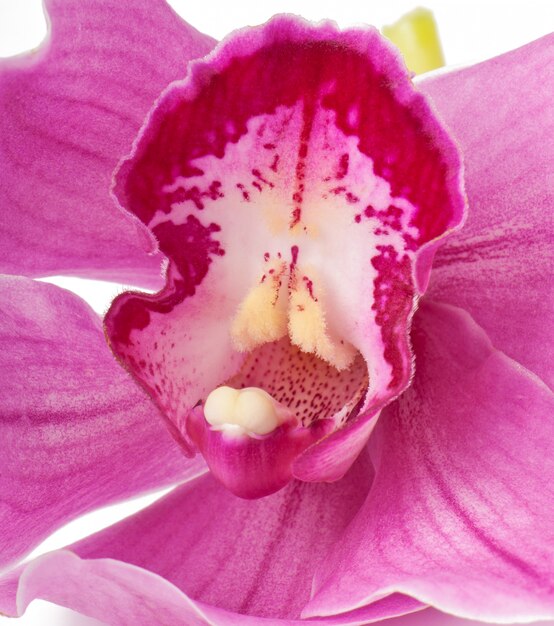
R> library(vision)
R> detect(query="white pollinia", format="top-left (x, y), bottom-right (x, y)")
top-left (204, 385), bottom-right (292, 436)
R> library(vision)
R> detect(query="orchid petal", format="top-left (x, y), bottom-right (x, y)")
top-left (419, 33), bottom-right (554, 387)
top-left (0, 0), bottom-right (214, 286)
top-left (368, 607), bottom-right (554, 626)
top-left (304, 301), bottom-right (554, 623)
top-left (106, 15), bottom-right (464, 491)
top-left (73, 454), bottom-right (374, 620)
top-left (0, 553), bottom-right (421, 626)
top-left (0, 452), bottom-right (423, 624)
top-left (0, 276), bottom-right (205, 570)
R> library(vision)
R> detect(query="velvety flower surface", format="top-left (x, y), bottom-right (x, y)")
top-left (0, 0), bottom-right (553, 625)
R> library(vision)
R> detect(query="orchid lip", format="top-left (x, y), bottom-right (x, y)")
top-left (186, 401), bottom-right (336, 499)
top-left (105, 15), bottom-right (466, 496)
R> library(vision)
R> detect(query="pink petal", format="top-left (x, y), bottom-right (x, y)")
top-left (304, 300), bottom-right (554, 622)
top-left (0, 276), bottom-right (205, 570)
top-left (419, 34), bottom-right (554, 387)
top-left (0, 453), bottom-right (423, 623)
top-left (0, 554), bottom-right (421, 625)
top-left (74, 453), bottom-right (374, 619)
top-left (106, 15), bottom-right (464, 491)
top-left (367, 607), bottom-right (554, 626)
top-left (0, 0), bottom-right (214, 285)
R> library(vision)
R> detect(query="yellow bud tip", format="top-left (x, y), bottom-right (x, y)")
top-left (382, 7), bottom-right (445, 75)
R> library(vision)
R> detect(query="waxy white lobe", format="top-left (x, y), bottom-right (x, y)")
top-left (204, 385), bottom-right (294, 436)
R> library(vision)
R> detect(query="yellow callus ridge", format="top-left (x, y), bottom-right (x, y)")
top-left (382, 7), bottom-right (445, 75)
top-left (288, 278), bottom-right (356, 371)
top-left (231, 263), bottom-right (356, 371)
top-left (231, 262), bottom-right (288, 351)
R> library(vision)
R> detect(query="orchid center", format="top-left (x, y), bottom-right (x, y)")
top-left (105, 17), bottom-right (465, 498)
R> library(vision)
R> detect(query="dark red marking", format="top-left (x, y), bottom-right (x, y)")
top-left (357, 203), bottom-right (404, 232)
top-left (382, 205), bottom-right (403, 229)
top-left (166, 179), bottom-right (223, 211)
top-left (252, 168), bottom-right (275, 188)
top-left (371, 245), bottom-right (414, 389)
top-left (236, 182), bottom-right (250, 201)
top-left (290, 207), bottom-right (301, 226)
top-left (336, 153), bottom-right (349, 179)
top-left (329, 185), bottom-right (359, 204)
top-left (290, 245), bottom-right (299, 268)
top-left (256, 120), bottom-right (268, 137)
top-left (288, 245), bottom-right (300, 291)
top-left (108, 214), bottom-right (224, 346)
top-left (303, 275), bottom-right (317, 301)
top-left (403, 232), bottom-right (419, 251)
top-left (290, 98), bottom-right (316, 229)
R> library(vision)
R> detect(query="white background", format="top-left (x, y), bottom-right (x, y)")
top-left (1, 0), bottom-right (554, 64)
top-left (0, 0), bottom-right (553, 624)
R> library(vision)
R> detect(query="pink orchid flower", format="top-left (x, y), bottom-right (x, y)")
top-left (0, 1), bottom-right (552, 625)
